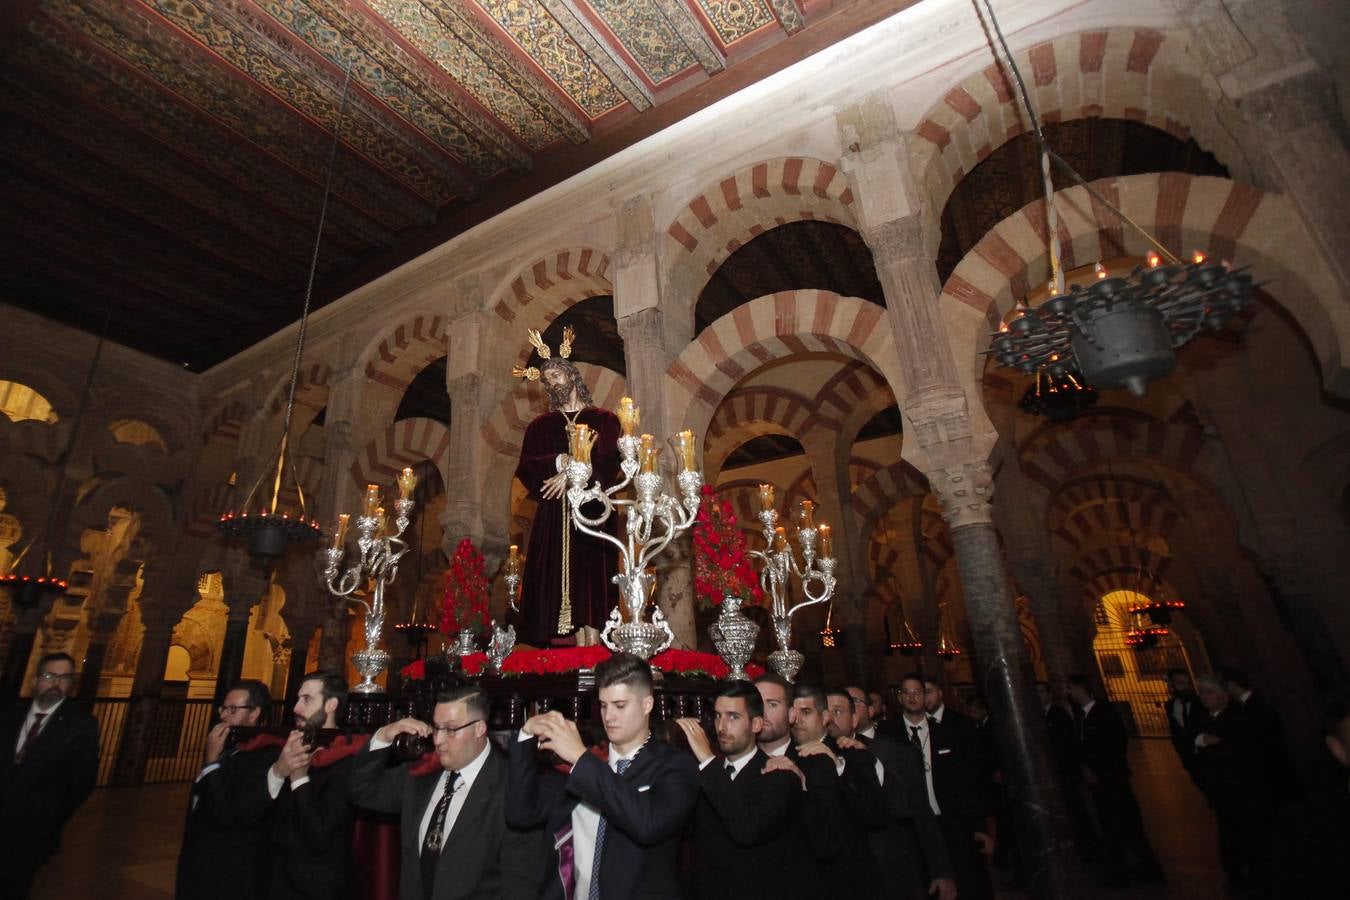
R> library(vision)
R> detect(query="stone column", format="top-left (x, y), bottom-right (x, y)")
top-left (615, 195), bottom-right (698, 649)
top-left (928, 460), bottom-right (1082, 899)
top-left (313, 347), bottom-right (364, 673)
top-left (214, 575), bottom-right (266, 709)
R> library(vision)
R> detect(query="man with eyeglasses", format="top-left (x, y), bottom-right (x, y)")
top-left (175, 678), bottom-right (275, 900)
top-left (348, 683), bottom-right (544, 899)
top-left (0, 651), bottom-right (98, 900)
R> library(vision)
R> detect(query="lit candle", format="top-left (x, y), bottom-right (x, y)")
top-left (397, 466), bottom-right (417, 499)
top-left (506, 544), bottom-right (521, 575)
top-left (818, 523), bottom-right (833, 559)
top-left (374, 507), bottom-right (386, 538)
top-left (796, 499), bottom-right (816, 531)
top-left (617, 396), bottom-right (640, 436)
top-left (571, 423), bottom-right (597, 464)
top-left (669, 430), bottom-right (697, 472)
top-left (362, 484), bottom-right (381, 517)
top-left (640, 434), bottom-right (661, 473)
top-left (331, 513), bottom-right (350, 550)
top-left (773, 526), bottom-right (788, 552)
top-left (758, 483), bottom-right (775, 511)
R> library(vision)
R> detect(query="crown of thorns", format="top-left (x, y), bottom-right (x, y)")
top-left (511, 326), bottom-right (574, 381)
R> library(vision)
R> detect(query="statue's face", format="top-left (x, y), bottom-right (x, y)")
top-left (540, 360), bottom-right (582, 410)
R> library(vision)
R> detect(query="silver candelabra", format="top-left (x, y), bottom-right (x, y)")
top-left (321, 471), bottom-right (418, 694)
top-left (563, 407), bottom-right (703, 660)
top-left (748, 490), bottom-right (837, 682)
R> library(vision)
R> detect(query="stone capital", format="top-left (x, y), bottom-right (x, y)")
top-left (617, 306), bottom-right (664, 349)
top-left (926, 460), bottom-right (995, 530)
top-left (903, 384), bottom-right (972, 450)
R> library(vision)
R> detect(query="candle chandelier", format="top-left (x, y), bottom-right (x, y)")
top-left (978, 0), bottom-right (1253, 397)
top-left (218, 70), bottom-right (354, 563)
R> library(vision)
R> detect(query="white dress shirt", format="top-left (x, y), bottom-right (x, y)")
top-left (760, 738), bottom-right (789, 758)
top-left (571, 740), bottom-right (646, 900)
top-left (858, 724), bottom-right (877, 739)
top-left (416, 741), bottom-right (491, 849)
top-left (698, 746), bottom-right (756, 780)
top-left (904, 715), bottom-right (942, 815)
top-left (15, 697), bottom-right (62, 757)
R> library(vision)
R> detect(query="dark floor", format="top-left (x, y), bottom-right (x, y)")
top-left (32, 739), bottom-right (1223, 899)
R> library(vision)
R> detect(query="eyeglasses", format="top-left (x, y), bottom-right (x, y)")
top-left (432, 719), bottom-right (482, 738)
top-left (219, 704), bottom-right (257, 714)
top-left (37, 673), bottom-right (75, 683)
top-left (898, 689), bottom-right (923, 697)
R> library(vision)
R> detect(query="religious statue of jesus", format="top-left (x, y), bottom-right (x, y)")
top-left (511, 327), bottom-right (621, 647)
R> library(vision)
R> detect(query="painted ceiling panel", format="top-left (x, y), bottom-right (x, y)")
top-left (0, 0), bottom-right (897, 367)
top-left (696, 0), bottom-right (775, 46)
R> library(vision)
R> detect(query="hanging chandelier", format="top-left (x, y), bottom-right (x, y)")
top-left (936, 602), bottom-right (963, 661)
top-left (1128, 595), bottom-right (1185, 626)
top-left (218, 70), bottom-right (354, 564)
top-left (1018, 367), bottom-right (1099, 422)
top-left (977, 0), bottom-right (1253, 397)
top-left (889, 619), bottom-right (924, 657)
top-left (1125, 619), bottom-right (1170, 650)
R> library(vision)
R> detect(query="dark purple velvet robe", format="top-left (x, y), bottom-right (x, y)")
top-left (514, 407), bottom-right (622, 646)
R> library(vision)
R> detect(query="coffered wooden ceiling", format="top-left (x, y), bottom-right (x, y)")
top-left (0, 0), bottom-right (906, 370)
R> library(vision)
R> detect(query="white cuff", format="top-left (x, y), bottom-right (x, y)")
top-left (698, 757), bottom-right (715, 771)
top-left (835, 758), bottom-right (846, 776)
top-left (267, 767), bottom-right (285, 799)
top-left (290, 775), bottom-right (311, 790)
top-left (517, 730), bottom-right (535, 743)
top-left (195, 762), bottom-right (221, 783)
top-left (368, 735), bottom-right (392, 752)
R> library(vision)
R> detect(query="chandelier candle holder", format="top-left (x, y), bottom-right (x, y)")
top-left (1128, 596), bottom-right (1185, 626)
top-left (748, 487), bottom-right (837, 683)
top-left (936, 602), bottom-right (963, 662)
top-left (1018, 367), bottom-right (1099, 422)
top-left (890, 620), bottom-right (924, 657)
top-left (1125, 622), bottom-right (1170, 649)
top-left (503, 544), bottom-right (523, 613)
top-left (321, 468), bottom-right (418, 694)
top-left (0, 573), bottom-right (68, 609)
top-left (562, 397), bottom-right (703, 660)
top-left (989, 253), bottom-right (1254, 397)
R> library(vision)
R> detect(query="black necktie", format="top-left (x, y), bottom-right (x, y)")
top-left (420, 771), bottom-right (460, 900)
top-left (725, 762), bottom-right (736, 779)
top-left (910, 725), bottom-right (922, 750)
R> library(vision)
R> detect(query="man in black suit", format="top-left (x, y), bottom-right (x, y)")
top-left (790, 685), bottom-right (888, 891)
top-left (675, 682), bottom-right (802, 900)
top-left (506, 653), bottom-right (698, 899)
top-left (176, 678), bottom-right (279, 900)
top-left (1193, 674), bottom-right (1269, 893)
top-left (1066, 674), bottom-right (1164, 887)
top-left (261, 669), bottom-right (359, 900)
top-left (348, 683), bottom-right (543, 900)
top-left (1218, 666), bottom-right (1299, 803)
top-left (0, 651), bottom-right (98, 900)
top-left (842, 685), bottom-right (955, 900)
top-left (1163, 668), bottom-right (1209, 785)
top-left (1036, 681), bottom-right (1096, 860)
top-left (897, 672), bottom-right (993, 900)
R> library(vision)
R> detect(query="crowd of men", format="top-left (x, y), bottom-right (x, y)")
top-left (5, 649), bottom-right (1350, 899)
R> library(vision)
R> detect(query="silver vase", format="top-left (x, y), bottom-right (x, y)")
top-left (768, 615), bottom-right (803, 682)
top-left (351, 647), bottom-right (391, 694)
top-left (709, 595), bottom-right (758, 681)
top-left (454, 630), bottom-right (478, 657)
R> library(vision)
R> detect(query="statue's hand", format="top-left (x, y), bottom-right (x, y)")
top-left (541, 471), bottom-right (568, 500)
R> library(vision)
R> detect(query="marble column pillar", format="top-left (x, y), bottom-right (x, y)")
top-left (928, 461), bottom-right (1083, 899)
top-left (112, 603), bottom-right (181, 786)
top-left (214, 581), bottom-right (265, 708)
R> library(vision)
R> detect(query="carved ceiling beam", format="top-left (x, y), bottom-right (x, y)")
top-left (767, 0), bottom-right (807, 35)
top-left (540, 0), bottom-right (654, 111)
top-left (654, 0), bottom-right (725, 75)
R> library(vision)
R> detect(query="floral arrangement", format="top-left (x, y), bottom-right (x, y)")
top-left (692, 484), bottom-right (765, 611)
top-left (439, 537), bottom-right (490, 637)
top-left (401, 646), bottom-right (763, 681)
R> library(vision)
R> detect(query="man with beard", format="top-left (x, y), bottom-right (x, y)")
top-left (512, 327), bottom-right (622, 648)
top-left (176, 678), bottom-right (278, 900)
top-left (675, 682), bottom-right (802, 899)
top-left (507, 653), bottom-right (698, 899)
top-left (262, 670), bottom-right (358, 900)
top-left (0, 652), bottom-right (98, 900)
top-left (347, 684), bottom-right (544, 899)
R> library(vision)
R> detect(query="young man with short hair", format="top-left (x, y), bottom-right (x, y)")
top-left (506, 653), bottom-right (698, 899)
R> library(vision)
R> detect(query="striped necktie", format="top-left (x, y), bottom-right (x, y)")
top-left (588, 756), bottom-right (631, 900)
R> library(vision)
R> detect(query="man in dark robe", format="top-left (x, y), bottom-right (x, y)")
top-left (514, 338), bottom-right (621, 647)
